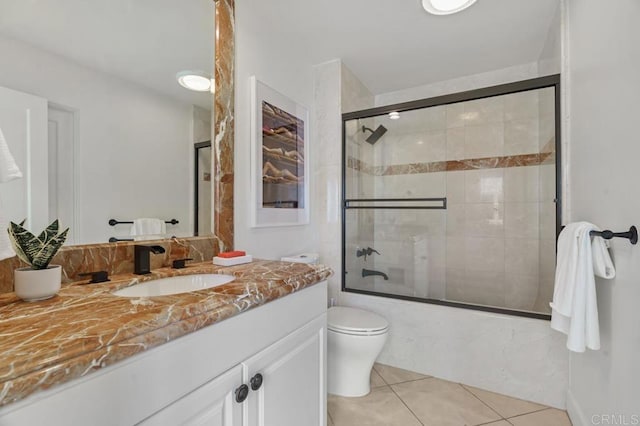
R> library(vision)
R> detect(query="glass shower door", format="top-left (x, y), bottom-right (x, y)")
top-left (343, 113), bottom-right (449, 300)
top-left (342, 78), bottom-right (559, 318)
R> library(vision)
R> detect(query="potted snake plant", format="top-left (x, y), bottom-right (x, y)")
top-left (8, 219), bottom-right (69, 301)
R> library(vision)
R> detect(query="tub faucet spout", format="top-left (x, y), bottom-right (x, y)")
top-left (362, 268), bottom-right (389, 280)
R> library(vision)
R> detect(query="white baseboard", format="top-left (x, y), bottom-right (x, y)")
top-left (566, 390), bottom-right (590, 426)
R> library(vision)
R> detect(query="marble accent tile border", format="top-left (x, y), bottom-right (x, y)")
top-left (0, 236), bottom-right (217, 293)
top-left (348, 151), bottom-right (555, 177)
top-left (540, 137), bottom-right (555, 154)
top-left (540, 137), bottom-right (556, 165)
top-left (213, 0), bottom-right (235, 253)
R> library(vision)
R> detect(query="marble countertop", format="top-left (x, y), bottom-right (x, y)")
top-left (0, 260), bottom-right (332, 407)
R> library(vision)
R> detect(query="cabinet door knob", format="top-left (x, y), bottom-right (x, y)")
top-left (250, 373), bottom-right (263, 391)
top-left (235, 384), bottom-right (249, 403)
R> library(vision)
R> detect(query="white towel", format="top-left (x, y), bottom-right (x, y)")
top-left (130, 218), bottom-right (166, 238)
top-left (0, 128), bottom-right (23, 183)
top-left (132, 234), bottom-right (166, 242)
top-left (0, 127), bottom-right (22, 261)
top-left (550, 222), bottom-right (615, 352)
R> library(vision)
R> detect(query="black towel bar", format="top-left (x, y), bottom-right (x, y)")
top-left (561, 225), bottom-right (638, 245)
top-left (590, 226), bottom-right (638, 244)
top-left (108, 237), bottom-right (134, 243)
top-left (109, 219), bottom-right (179, 226)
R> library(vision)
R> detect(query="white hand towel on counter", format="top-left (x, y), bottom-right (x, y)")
top-left (130, 218), bottom-right (166, 239)
top-left (550, 222), bottom-right (615, 352)
top-left (0, 127), bottom-right (22, 261)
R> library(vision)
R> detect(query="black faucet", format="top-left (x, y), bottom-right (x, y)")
top-left (172, 258), bottom-right (193, 269)
top-left (78, 271), bottom-right (110, 283)
top-left (362, 268), bottom-right (389, 280)
top-left (134, 245), bottom-right (166, 275)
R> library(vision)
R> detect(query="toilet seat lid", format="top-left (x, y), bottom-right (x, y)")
top-left (328, 307), bottom-right (389, 333)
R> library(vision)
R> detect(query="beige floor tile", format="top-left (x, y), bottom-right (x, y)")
top-left (370, 368), bottom-right (387, 388)
top-left (328, 386), bottom-right (421, 426)
top-left (482, 422), bottom-right (511, 426)
top-left (373, 363), bottom-right (429, 385)
top-left (508, 408), bottom-right (572, 426)
top-left (463, 385), bottom-right (547, 418)
top-left (392, 378), bottom-right (502, 426)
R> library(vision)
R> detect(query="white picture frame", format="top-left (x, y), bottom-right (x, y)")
top-left (250, 76), bottom-right (310, 227)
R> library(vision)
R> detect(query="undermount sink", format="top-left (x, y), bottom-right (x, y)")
top-left (113, 274), bottom-right (236, 297)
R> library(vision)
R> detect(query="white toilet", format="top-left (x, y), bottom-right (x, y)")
top-left (327, 306), bottom-right (389, 397)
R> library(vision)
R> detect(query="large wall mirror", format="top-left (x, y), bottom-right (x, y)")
top-left (0, 0), bottom-right (214, 245)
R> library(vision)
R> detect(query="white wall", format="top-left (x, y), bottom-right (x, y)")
top-left (0, 35), bottom-right (194, 243)
top-left (234, 0), bottom-right (319, 259)
top-left (538, 2), bottom-right (562, 76)
top-left (375, 62), bottom-right (541, 107)
top-left (565, 0), bottom-right (640, 423)
top-left (340, 63), bottom-right (569, 408)
top-left (312, 60), bottom-right (343, 302)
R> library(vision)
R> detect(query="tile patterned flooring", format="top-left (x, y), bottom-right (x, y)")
top-left (328, 363), bottom-right (572, 426)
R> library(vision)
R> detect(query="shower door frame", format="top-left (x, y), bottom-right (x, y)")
top-left (341, 74), bottom-right (561, 321)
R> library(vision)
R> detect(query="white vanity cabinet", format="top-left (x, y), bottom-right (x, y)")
top-left (0, 282), bottom-right (327, 426)
top-left (244, 315), bottom-right (324, 426)
top-left (141, 364), bottom-right (245, 425)
top-left (142, 314), bottom-right (325, 426)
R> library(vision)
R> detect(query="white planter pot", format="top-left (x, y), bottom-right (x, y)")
top-left (14, 265), bottom-right (62, 302)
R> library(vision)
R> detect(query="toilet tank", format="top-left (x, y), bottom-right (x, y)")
top-left (280, 253), bottom-right (320, 264)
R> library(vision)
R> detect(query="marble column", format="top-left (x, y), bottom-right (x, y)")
top-left (213, 0), bottom-right (235, 252)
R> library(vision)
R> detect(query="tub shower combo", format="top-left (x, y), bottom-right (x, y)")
top-left (342, 76), bottom-right (561, 319)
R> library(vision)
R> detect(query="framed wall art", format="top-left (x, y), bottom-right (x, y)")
top-left (250, 76), bottom-right (309, 227)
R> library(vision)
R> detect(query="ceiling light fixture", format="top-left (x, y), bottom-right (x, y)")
top-left (422, 0), bottom-right (477, 15)
top-left (176, 70), bottom-right (214, 92)
top-left (388, 111), bottom-right (401, 120)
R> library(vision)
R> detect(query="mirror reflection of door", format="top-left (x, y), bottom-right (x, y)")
top-left (0, 86), bottom-right (50, 233)
top-left (194, 141), bottom-right (212, 236)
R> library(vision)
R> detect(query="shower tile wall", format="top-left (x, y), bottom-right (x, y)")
top-left (345, 87), bottom-right (556, 314)
top-left (447, 89), bottom-right (555, 312)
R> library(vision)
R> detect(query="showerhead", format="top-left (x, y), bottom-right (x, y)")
top-left (362, 125), bottom-right (388, 145)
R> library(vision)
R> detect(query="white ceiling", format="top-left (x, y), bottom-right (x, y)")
top-left (0, 0), bottom-right (559, 105)
top-left (0, 0), bottom-right (214, 109)
top-left (240, 0), bottom-right (560, 94)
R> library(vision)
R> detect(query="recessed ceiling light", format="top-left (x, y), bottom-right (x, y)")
top-left (422, 0), bottom-right (477, 15)
top-left (176, 70), bottom-right (214, 92)
top-left (388, 111), bottom-right (401, 120)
